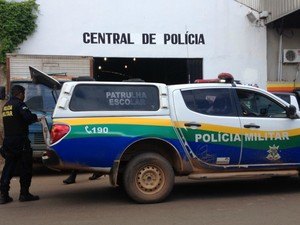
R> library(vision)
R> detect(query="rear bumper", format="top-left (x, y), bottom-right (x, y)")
top-left (42, 149), bottom-right (112, 173)
top-left (42, 149), bottom-right (62, 169)
top-left (32, 143), bottom-right (47, 163)
top-left (32, 150), bottom-right (45, 161)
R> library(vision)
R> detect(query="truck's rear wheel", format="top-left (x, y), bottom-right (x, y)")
top-left (123, 152), bottom-right (174, 203)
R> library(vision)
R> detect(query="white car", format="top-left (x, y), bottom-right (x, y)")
top-left (272, 92), bottom-right (300, 111)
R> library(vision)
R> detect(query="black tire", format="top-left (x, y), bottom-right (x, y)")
top-left (116, 172), bottom-right (124, 188)
top-left (123, 152), bottom-right (174, 203)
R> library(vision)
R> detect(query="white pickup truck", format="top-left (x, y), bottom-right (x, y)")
top-left (272, 92), bottom-right (300, 111)
top-left (39, 72), bottom-right (300, 203)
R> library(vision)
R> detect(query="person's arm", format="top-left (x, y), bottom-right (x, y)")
top-left (19, 102), bottom-right (38, 125)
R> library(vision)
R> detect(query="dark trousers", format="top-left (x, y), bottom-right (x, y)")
top-left (0, 137), bottom-right (33, 196)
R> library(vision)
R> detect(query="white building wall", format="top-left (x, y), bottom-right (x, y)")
top-left (17, 0), bottom-right (267, 88)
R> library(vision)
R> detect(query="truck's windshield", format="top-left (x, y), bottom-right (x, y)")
top-left (13, 82), bottom-right (57, 113)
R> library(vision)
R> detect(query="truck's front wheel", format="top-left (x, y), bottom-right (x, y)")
top-left (123, 152), bottom-right (174, 203)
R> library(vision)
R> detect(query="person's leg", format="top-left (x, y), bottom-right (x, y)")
top-left (19, 140), bottom-right (39, 202)
top-left (63, 170), bottom-right (78, 184)
top-left (89, 172), bottom-right (103, 180)
top-left (0, 156), bottom-right (17, 204)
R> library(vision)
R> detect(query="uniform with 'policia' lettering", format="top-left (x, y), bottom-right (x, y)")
top-left (0, 96), bottom-right (38, 196)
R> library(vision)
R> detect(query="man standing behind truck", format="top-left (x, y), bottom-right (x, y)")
top-left (0, 85), bottom-right (41, 204)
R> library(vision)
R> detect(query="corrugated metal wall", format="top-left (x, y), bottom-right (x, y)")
top-left (262, 0), bottom-right (300, 22)
top-left (235, 0), bottom-right (261, 11)
top-left (7, 54), bottom-right (93, 80)
top-left (236, 0), bottom-right (300, 22)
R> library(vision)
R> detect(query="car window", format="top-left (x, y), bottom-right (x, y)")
top-left (274, 93), bottom-right (290, 103)
top-left (236, 89), bottom-right (287, 118)
top-left (14, 82), bottom-right (56, 112)
top-left (274, 93), bottom-right (300, 111)
top-left (69, 84), bottom-right (160, 111)
top-left (181, 88), bottom-right (237, 116)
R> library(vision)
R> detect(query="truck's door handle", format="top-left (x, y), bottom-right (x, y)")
top-left (244, 124), bottom-right (260, 129)
top-left (184, 122), bottom-right (201, 127)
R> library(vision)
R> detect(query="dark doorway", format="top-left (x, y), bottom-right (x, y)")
top-left (93, 57), bottom-right (202, 85)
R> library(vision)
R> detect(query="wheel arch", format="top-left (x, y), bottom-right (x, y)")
top-left (110, 138), bottom-right (183, 186)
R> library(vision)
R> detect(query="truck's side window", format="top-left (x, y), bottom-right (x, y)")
top-left (236, 89), bottom-right (287, 118)
top-left (70, 84), bottom-right (160, 111)
top-left (182, 88), bottom-right (237, 116)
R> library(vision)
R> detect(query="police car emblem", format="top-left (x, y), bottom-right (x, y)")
top-left (266, 144), bottom-right (281, 161)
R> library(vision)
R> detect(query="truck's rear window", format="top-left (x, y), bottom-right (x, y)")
top-left (69, 84), bottom-right (160, 111)
top-left (14, 82), bottom-right (56, 112)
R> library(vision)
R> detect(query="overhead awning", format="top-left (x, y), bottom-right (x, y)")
top-left (267, 9), bottom-right (300, 28)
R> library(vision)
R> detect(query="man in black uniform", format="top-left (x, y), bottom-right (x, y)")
top-left (0, 85), bottom-right (40, 204)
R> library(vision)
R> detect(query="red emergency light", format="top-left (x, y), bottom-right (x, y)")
top-left (195, 73), bottom-right (234, 84)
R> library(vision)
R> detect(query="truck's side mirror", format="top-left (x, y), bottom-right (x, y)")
top-left (0, 86), bottom-right (6, 100)
top-left (286, 105), bottom-right (297, 119)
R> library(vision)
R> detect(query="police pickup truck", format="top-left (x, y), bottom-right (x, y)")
top-left (40, 73), bottom-right (300, 203)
